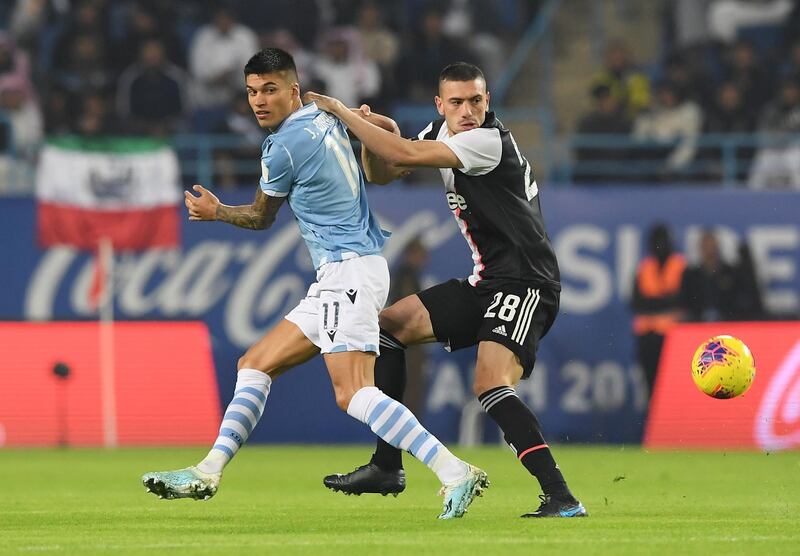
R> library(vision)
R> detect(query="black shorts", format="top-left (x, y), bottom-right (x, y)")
top-left (417, 279), bottom-right (559, 379)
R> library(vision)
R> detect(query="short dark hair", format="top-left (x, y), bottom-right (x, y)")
top-left (439, 62), bottom-right (485, 85)
top-left (244, 48), bottom-right (298, 80)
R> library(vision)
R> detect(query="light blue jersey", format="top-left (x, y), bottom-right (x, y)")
top-left (259, 102), bottom-right (389, 268)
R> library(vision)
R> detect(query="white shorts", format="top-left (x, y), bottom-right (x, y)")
top-left (286, 254), bottom-right (389, 354)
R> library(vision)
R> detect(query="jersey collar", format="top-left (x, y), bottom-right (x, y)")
top-left (481, 111), bottom-right (497, 128)
top-left (286, 102), bottom-right (318, 123)
top-left (270, 102), bottom-right (319, 135)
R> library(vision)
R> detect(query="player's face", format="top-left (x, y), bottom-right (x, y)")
top-left (246, 72), bottom-right (300, 131)
top-left (435, 78), bottom-right (490, 135)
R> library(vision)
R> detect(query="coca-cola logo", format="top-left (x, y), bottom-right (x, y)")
top-left (755, 340), bottom-right (800, 450)
top-left (24, 212), bottom-right (458, 349)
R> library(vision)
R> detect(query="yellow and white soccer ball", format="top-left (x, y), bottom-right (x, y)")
top-left (691, 335), bottom-right (756, 399)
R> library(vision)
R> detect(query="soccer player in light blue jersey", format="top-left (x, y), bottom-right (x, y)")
top-left (142, 48), bottom-right (488, 519)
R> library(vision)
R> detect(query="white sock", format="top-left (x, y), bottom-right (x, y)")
top-left (347, 386), bottom-right (467, 484)
top-left (196, 368), bottom-right (271, 474)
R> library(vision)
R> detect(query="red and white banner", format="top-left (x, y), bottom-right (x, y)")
top-left (645, 322), bottom-right (800, 451)
top-left (35, 138), bottom-right (181, 250)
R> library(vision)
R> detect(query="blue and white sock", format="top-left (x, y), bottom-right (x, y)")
top-left (347, 386), bottom-right (467, 484)
top-left (196, 368), bottom-right (271, 474)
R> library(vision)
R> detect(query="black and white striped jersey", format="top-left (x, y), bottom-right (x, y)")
top-left (418, 112), bottom-right (561, 291)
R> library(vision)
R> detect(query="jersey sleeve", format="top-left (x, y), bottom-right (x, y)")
top-left (439, 127), bottom-right (502, 176)
top-left (259, 140), bottom-right (294, 197)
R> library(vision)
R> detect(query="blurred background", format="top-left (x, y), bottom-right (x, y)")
top-left (0, 0), bottom-right (798, 451)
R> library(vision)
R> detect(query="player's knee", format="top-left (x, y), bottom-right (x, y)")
top-left (379, 307), bottom-right (425, 346)
top-left (472, 368), bottom-right (513, 398)
top-left (473, 377), bottom-right (500, 398)
top-left (378, 309), bottom-right (403, 338)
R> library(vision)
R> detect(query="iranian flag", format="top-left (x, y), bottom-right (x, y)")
top-left (36, 136), bottom-right (182, 251)
top-left (35, 137), bottom-right (185, 446)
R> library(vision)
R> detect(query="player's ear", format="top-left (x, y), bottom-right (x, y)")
top-left (485, 90), bottom-right (491, 109)
top-left (434, 95), bottom-right (444, 116)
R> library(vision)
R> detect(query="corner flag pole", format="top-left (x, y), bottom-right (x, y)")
top-left (98, 237), bottom-right (117, 448)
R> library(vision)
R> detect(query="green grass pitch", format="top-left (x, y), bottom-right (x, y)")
top-left (1, 446), bottom-right (798, 555)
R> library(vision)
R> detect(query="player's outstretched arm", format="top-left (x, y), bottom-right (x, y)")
top-left (185, 184), bottom-right (285, 230)
top-left (350, 105), bottom-right (410, 185)
top-left (307, 92), bottom-right (462, 170)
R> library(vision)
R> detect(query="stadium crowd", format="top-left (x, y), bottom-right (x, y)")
top-left (0, 3), bottom-right (528, 148)
top-left (0, 0), bottom-right (538, 191)
top-left (574, 0), bottom-right (800, 186)
top-left (3, 0), bottom-right (800, 189)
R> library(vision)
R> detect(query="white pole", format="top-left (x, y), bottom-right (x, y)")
top-left (99, 237), bottom-right (117, 448)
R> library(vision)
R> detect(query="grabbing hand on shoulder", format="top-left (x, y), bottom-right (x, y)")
top-left (303, 91), bottom-right (346, 116)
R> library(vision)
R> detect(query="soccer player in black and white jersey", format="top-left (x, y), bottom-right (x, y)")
top-left (305, 62), bottom-right (586, 518)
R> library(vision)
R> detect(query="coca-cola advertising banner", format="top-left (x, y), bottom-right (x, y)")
top-left (1, 187), bottom-right (798, 445)
top-left (645, 322), bottom-right (800, 450)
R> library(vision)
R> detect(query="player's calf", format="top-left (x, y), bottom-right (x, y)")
top-left (346, 385), bottom-right (488, 518)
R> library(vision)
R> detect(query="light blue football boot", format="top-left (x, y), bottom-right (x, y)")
top-left (142, 466), bottom-right (221, 501)
top-left (438, 464), bottom-right (490, 519)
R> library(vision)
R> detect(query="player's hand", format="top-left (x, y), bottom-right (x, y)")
top-left (304, 91), bottom-right (346, 116)
top-left (348, 104), bottom-right (372, 119)
top-left (184, 184), bottom-right (220, 221)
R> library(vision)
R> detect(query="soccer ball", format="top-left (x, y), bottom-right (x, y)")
top-left (691, 335), bottom-right (755, 399)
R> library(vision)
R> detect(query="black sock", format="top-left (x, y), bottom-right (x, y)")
top-left (478, 386), bottom-right (573, 500)
top-left (369, 330), bottom-right (407, 471)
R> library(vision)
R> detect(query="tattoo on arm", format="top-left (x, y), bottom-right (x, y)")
top-left (216, 189), bottom-right (285, 230)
